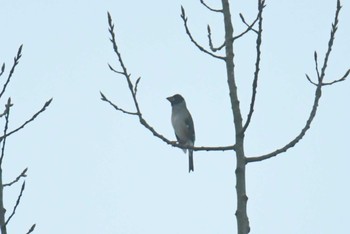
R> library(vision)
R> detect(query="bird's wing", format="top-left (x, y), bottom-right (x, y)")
top-left (175, 134), bottom-right (182, 143)
top-left (185, 114), bottom-right (195, 143)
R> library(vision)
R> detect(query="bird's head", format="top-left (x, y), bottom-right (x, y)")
top-left (167, 94), bottom-right (185, 106)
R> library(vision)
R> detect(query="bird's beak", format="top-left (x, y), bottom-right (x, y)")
top-left (166, 96), bottom-right (172, 102)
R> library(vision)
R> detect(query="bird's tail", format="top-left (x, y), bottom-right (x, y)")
top-left (188, 150), bottom-right (194, 172)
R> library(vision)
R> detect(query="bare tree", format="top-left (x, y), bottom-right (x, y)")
top-left (0, 46), bottom-right (52, 234)
top-left (101, 0), bottom-right (349, 233)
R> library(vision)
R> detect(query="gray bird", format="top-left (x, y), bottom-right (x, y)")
top-left (167, 94), bottom-right (195, 172)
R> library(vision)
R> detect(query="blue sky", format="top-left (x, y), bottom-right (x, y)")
top-left (0, 0), bottom-right (349, 233)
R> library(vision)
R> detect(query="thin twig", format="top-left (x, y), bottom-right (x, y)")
top-left (200, 0), bottom-right (223, 13)
top-left (233, 13), bottom-right (260, 41)
top-left (321, 69), bottom-right (350, 85)
top-left (100, 92), bottom-right (137, 115)
top-left (5, 181), bottom-right (25, 225)
top-left (0, 98), bottom-right (53, 141)
top-left (239, 13), bottom-right (258, 34)
top-left (26, 224), bottom-right (36, 234)
top-left (3, 168), bottom-right (27, 187)
top-left (0, 63), bottom-right (5, 77)
top-left (181, 6), bottom-right (225, 60)
top-left (108, 63), bottom-right (124, 75)
top-left (306, 73), bottom-right (318, 86)
top-left (0, 104), bottom-right (10, 118)
top-left (138, 116), bottom-right (236, 152)
top-left (314, 51), bottom-right (321, 80)
top-left (242, 0), bottom-right (265, 134)
top-left (0, 45), bottom-right (23, 99)
top-left (207, 25), bottom-right (226, 52)
top-left (319, 0), bottom-right (341, 81)
top-left (134, 77), bottom-right (141, 95)
top-left (0, 98), bottom-right (12, 165)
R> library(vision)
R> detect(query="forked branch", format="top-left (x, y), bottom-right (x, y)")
top-left (180, 6), bottom-right (225, 60)
top-left (207, 25), bottom-right (225, 52)
top-left (246, 0), bottom-right (348, 163)
top-left (246, 85), bottom-right (322, 163)
top-left (102, 12), bottom-right (236, 152)
top-left (0, 43), bottom-right (51, 234)
top-left (200, 0), bottom-right (223, 13)
top-left (207, 8), bottom-right (261, 53)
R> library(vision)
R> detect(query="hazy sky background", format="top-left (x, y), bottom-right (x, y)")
top-left (0, 0), bottom-right (349, 233)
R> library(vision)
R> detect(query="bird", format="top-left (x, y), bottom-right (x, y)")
top-left (167, 94), bottom-right (195, 172)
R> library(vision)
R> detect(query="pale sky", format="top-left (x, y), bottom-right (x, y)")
top-left (0, 0), bottom-right (349, 233)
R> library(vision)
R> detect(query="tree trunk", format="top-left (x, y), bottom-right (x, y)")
top-left (221, 0), bottom-right (250, 233)
top-left (0, 167), bottom-right (7, 234)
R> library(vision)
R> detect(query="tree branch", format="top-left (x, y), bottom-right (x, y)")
top-left (0, 105), bottom-right (10, 119)
top-left (314, 51), bottom-right (321, 80)
top-left (138, 115), bottom-right (236, 152)
top-left (239, 13), bottom-right (258, 34)
top-left (246, 84), bottom-right (322, 163)
top-left (3, 168), bottom-right (27, 187)
top-left (207, 25), bottom-right (225, 52)
top-left (0, 99), bottom-right (11, 234)
top-left (107, 12), bottom-right (142, 115)
top-left (101, 90), bottom-right (235, 152)
top-left (100, 92), bottom-right (137, 115)
top-left (233, 13), bottom-right (260, 41)
top-left (0, 98), bottom-right (53, 141)
top-left (0, 98), bottom-right (12, 165)
top-left (0, 63), bottom-right (5, 78)
top-left (319, 0), bottom-right (341, 81)
top-left (103, 12), bottom-right (236, 153)
top-left (26, 224), bottom-right (36, 234)
top-left (0, 45), bottom-right (23, 99)
top-left (306, 73), bottom-right (318, 86)
top-left (180, 6), bottom-right (225, 60)
top-left (107, 63), bottom-right (124, 75)
top-left (247, 0), bottom-right (347, 163)
top-left (306, 69), bottom-right (349, 86)
top-left (5, 181), bottom-right (25, 226)
top-left (242, 0), bottom-right (265, 134)
top-left (134, 77), bottom-right (141, 95)
top-left (200, 0), bottom-right (223, 13)
top-left (321, 69), bottom-right (350, 85)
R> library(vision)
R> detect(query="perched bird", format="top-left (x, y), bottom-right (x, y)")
top-left (167, 94), bottom-right (195, 172)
